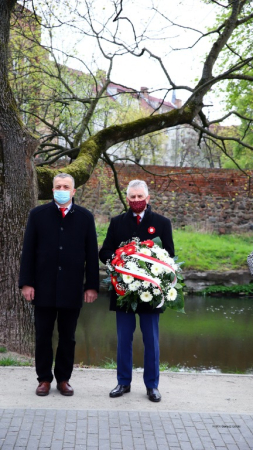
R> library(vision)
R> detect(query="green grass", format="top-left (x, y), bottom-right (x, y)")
top-left (96, 223), bottom-right (109, 247)
top-left (173, 229), bottom-right (251, 270)
top-left (159, 362), bottom-right (181, 372)
top-left (96, 223), bottom-right (251, 271)
top-left (100, 358), bottom-right (117, 370)
top-left (0, 357), bottom-right (33, 367)
top-left (199, 284), bottom-right (253, 296)
top-left (98, 359), bottom-right (192, 372)
top-left (0, 347), bottom-right (7, 353)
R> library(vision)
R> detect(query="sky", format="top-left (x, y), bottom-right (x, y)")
top-left (37, 0), bottom-right (234, 122)
top-left (109, 0), bottom-right (218, 95)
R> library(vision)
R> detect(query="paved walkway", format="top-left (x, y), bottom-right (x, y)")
top-left (0, 368), bottom-right (252, 449)
top-left (0, 409), bottom-right (252, 449)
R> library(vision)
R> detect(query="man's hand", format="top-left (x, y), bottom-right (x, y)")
top-left (84, 289), bottom-right (98, 303)
top-left (21, 286), bottom-right (35, 302)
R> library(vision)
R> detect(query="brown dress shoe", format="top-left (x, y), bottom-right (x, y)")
top-left (57, 381), bottom-right (74, 396)
top-left (36, 381), bottom-right (51, 396)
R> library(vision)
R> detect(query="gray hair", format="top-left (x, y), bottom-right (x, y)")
top-left (53, 173), bottom-right (75, 188)
top-left (126, 180), bottom-right (149, 197)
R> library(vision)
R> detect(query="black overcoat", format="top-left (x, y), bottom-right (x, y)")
top-left (19, 200), bottom-right (99, 309)
top-left (99, 204), bottom-right (174, 314)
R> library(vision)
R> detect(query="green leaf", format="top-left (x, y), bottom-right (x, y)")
top-left (166, 290), bottom-right (185, 314)
top-left (177, 273), bottom-right (184, 281)
top-left (152, 236), bottom-right (162, 248)
top-left (131, 301), bottom-right (137, 312)
top-left (118, 291), bottom-right (132, 301)
top-left (138, 260), bottom-right (147, 269)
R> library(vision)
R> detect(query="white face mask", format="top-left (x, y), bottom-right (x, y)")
top-left (53, 190), bottom-right (71, 204)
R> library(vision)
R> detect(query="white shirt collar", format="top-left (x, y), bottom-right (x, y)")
top-left (133, 210), bottom-right (145, 220)
top-left (55, 202), bottom-right (72, 214)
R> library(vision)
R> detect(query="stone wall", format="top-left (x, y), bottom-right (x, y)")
top-left (76, 163), bottom-right (253, 233)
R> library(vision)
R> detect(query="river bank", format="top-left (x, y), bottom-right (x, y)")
top-left (183, 269), bottom-right (252, 292)
top-left (100, 268), bottom-right (252, 293)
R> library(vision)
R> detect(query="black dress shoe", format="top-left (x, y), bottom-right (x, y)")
top-left (109, 384), bottom-right (131, 398)
top-left (147, 388), bottom-right (161, 402)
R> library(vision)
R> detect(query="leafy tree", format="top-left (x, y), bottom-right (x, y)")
top-left (9, 9), bottom-right (167, 168)
top-left (9, 5), bottom-right (114, 166)
top-left (218, 80), bottom-right (253, 168)
top-left (1, 0), bottom-right (253, 353)
top-left (209, 0), bottom-right (253, 168)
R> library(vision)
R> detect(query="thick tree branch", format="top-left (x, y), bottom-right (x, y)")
top-left (36, 107), bottom-right (186, 198)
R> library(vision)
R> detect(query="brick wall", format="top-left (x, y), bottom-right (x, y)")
top-left (76, 163), bottom-right (253, 233)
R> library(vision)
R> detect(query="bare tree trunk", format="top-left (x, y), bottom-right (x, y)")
top-left (0, 0), bottom-right (38, 354)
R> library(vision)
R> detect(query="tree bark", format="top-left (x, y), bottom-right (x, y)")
top-left (0, 0), bottom-right (38, 354)
top-left (37, 108), bottom-right (184, 198)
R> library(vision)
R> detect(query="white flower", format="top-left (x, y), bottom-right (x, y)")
top-left (142, 281), bottom-right (150, 288)
top-left (163, 266), bottom-right (172, 273)
top-left (140, 248), bottom-right (152, 256)
top-left (125, 261), bottom-right (139, 271)
top-left (140, 291), bottom-right (153, 302)
top-left (122, 274), bottom-right (134, 284)
top-left (138, 268), bottom-right (147, 275)
top-left (153, 248), bottom-right (171, 262)
top-left (157, 254), bottom-right (166, 262)
top-left (151, 264), bottom-right (164, 276)
top-left (166, 288), bottom-right (177, 301)
top-left (153, 288), bottom-right (161, 296)
top-left (129, 281), bottom-right (141, 291)
top-left (160, 253), bottom-right (172, 263)
top-left (165, 258), bottom-right (177, 270)
top-left (153, 277), bottom-right (161, 285)
top-left (166, 256), bottom-right (175, 264)
top-left (152, 247), bottom-right (165, 256)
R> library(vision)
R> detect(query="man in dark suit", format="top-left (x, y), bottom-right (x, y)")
top-left (99, 179), bottom-right (174, 402)
top-left (19, 173), bottom-right (99, 397)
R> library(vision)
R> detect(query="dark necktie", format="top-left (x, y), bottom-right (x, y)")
top-left (137, 214), bottom-right (141, 225)
top-left (59, 207), bottom-right (67, 218)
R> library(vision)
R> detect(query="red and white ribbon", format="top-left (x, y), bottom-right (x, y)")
top-left (114, 252), bottom-right (177, 308)
top-left (134, 252), bottom-right (177, 287)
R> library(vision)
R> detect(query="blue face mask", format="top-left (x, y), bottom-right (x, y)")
top-left (53, 190), bottom-right (71, 205)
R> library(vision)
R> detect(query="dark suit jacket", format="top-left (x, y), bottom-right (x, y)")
top-left (99, 204), bottom-right (174, 314)
top-left (19, 200), bottom-right (99, 309)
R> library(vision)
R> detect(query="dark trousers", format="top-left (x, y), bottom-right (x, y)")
top-left (116, 311), bottom-right (160, 389)
top-left (34, 306), bottom-right (80, 383)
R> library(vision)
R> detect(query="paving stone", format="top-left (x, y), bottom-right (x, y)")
top-left (0, 410), bottom-right (253, 449)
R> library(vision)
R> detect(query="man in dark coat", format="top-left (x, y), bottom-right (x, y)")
top-left (19, 173), bottom-right (99, 397)
top-left (99, 179), bottom-right (174, 402)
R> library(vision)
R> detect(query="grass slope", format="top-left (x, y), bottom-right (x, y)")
top-left (97, 224), bottom-right (251, 271)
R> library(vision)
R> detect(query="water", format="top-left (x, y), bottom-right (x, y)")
top-left (56, 294), bottom-right (253, 374)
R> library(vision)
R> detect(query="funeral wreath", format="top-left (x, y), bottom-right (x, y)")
top-left (105, 237), bottom-right (185, 313)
